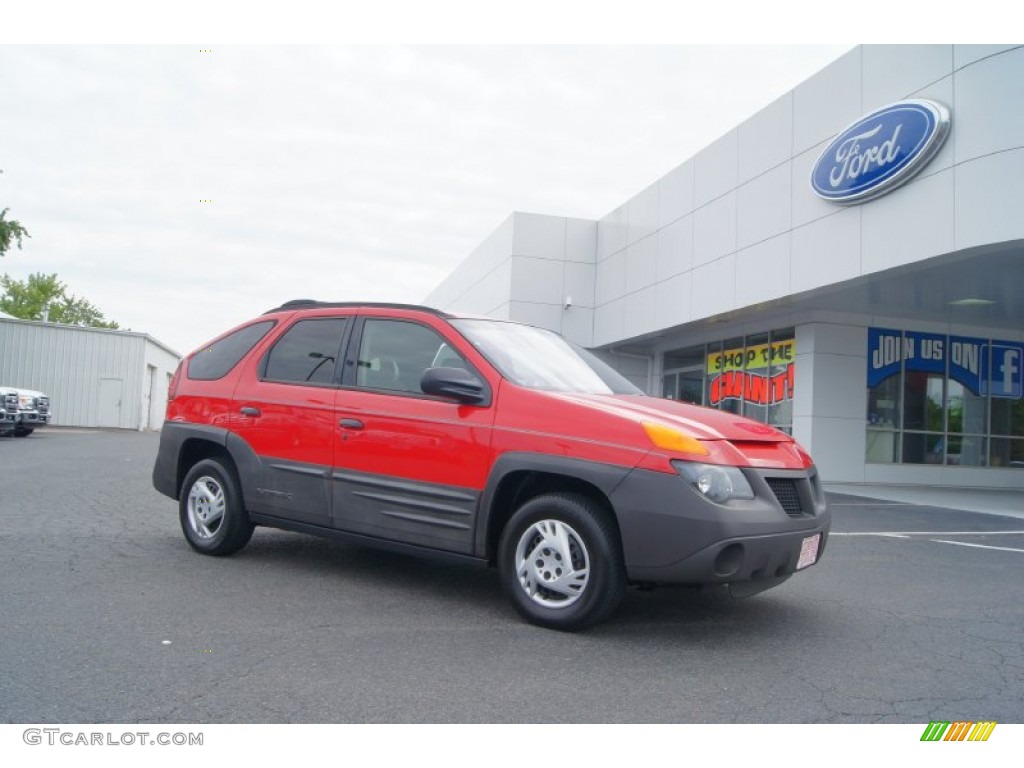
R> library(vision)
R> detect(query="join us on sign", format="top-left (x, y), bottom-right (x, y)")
top-left (871, 333), bottom-right (979, 373)
top-left (868, 328), bottom-right (1024, 399)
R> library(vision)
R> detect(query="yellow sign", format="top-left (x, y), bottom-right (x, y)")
top-left (707, 340), bottom-right (795, 374)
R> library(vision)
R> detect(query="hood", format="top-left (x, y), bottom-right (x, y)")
top-left (545, 392), bottom-right (791, 443)
top-left (8, 388), bottom-right (47, 398)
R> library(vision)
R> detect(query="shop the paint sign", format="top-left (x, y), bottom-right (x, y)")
top-left (811, 100), bottom-right (950, 204)
top-left (707, 340), bottom-right (795, 406)
top-left (868, 328), bottom-right (1023, 398)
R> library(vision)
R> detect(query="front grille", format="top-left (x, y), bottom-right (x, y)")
top-left (766, 478), bottom-right (803, 516)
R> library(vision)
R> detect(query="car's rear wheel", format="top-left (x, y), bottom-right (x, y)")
top-left (14, 427), bottom-right (33, 437)
top-left (498, 493), bottom-right (625, 631)
top-left (179, 458), bottom-right (254, 556)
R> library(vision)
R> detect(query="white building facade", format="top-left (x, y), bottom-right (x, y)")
top-left (426, 45), bottom-right (1024, 489)
top-left (0, 318), bottom-right (181, 430)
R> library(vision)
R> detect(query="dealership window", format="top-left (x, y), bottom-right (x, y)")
top-left (766, 329), bottom-right (795, 431)
top-left (991, 397), bottom-right (1024, 467)
top-left (718, 336), bottom-right (745, 415)
top-left (866, 335), bottom-right (901, 462)
top-left (901, 371), bottom-right (944, 463)
top-left (663, 345), bottom-right (703, 404)
top-left (866, 328), bottom-right (1024, 468)
top-left (662, 328), bottom-right (795, 433)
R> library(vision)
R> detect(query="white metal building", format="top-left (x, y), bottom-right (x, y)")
top-left (0, 317), bottom-right (181, 430)
top-left (426, 44), bottom-right (1024, 489)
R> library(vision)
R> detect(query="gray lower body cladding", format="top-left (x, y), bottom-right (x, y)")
top-left (610, 466), bottom-right (830, 585)
top-left (152, 422), bottom-right (230, 499)
top-left (154, 423), bottom-right (830, 589)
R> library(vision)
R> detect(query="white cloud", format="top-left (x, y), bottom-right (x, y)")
top-left (0, 44), bottom-right (849, 354)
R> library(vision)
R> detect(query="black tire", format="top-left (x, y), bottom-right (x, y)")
top-left (498, 493), bottom-right (626, 631)
top-left (179, 458), bottom-right (254, 556)
top-left (14, 427), bottom-right (33, 437)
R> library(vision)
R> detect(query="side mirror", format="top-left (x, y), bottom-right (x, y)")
top-left (421, 367), bottom-right (487, 404)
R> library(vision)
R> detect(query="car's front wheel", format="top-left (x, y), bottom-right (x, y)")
top-left (179, 458), bottom-right (254, 556)
top-left (498, 493), bottom-right (626, 631)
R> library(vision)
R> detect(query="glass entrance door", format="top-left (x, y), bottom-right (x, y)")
top-left (677, 371), bottom-right (704, 404)
top-left (663, 368), bottom-right (704, 404)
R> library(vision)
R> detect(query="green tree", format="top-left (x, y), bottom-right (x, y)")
top-left (0, 272), bottom-right (120, 329)
top-left (0, 207), bottom-right (30, 257)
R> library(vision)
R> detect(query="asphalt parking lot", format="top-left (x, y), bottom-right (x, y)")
top-left (2, 429), bottom-right (1022, 723)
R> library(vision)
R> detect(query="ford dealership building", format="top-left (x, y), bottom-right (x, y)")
top-left (425, 45), bottom-right (1024, 489)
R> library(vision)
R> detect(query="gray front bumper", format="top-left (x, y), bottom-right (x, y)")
top-left (19, 412), bottom-right (51, 427)
top-left (610, 465), bottom-right (831, 585)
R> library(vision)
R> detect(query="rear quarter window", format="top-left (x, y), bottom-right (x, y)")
top-left (187, 320), bottom-right (276, 381)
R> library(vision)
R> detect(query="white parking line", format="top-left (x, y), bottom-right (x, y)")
top-left (829, 502), bottom-right (911, 507)
top-left (930, 539), bottom-right (1024, 554)
top-left (831, 531), bottom-right (1024, 537)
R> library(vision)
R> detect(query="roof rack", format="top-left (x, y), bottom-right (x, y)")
top-left (262, 300), bottom-right (450, 317)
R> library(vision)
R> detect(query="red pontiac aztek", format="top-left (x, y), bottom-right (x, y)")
top-left (153, 301), bottom-right (830, 630)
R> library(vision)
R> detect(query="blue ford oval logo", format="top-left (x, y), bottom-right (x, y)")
top-left (811, 99), bottom-right (950, 204)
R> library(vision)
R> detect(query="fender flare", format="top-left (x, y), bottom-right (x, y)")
top-left (473, 452), bottom-right (633, 557)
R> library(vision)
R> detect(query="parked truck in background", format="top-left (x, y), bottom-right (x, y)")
top-left (0, 387), bottom-right (52, 437)
top-left (0, 387), bottom-right (18, 436)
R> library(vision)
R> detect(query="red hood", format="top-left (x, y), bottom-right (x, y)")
top-left (545, 392), bottom-right (791, 443)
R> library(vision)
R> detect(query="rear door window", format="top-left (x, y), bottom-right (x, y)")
top-left (262, 318), bottom-right (348, 385)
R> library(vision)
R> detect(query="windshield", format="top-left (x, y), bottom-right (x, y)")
top-left (451, 319), bottom-right (642, 395)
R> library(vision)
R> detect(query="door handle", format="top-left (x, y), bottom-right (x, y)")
top-left (240, 406), bottom-right (261, 417)
top-left (339, 418), bottom-right (364, 429)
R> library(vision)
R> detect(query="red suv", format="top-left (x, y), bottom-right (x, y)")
top-left (153, 301), bottom-right (830, 630)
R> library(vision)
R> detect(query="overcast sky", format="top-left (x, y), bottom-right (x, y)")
top-left (0, 44), bottom-right (851, 355)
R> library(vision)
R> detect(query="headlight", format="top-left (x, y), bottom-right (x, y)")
top-left (672, 461), bottom-right (754, 504)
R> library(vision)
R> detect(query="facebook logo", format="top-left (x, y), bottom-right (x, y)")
top-left (982, 344), bottom-right (1023, 398)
